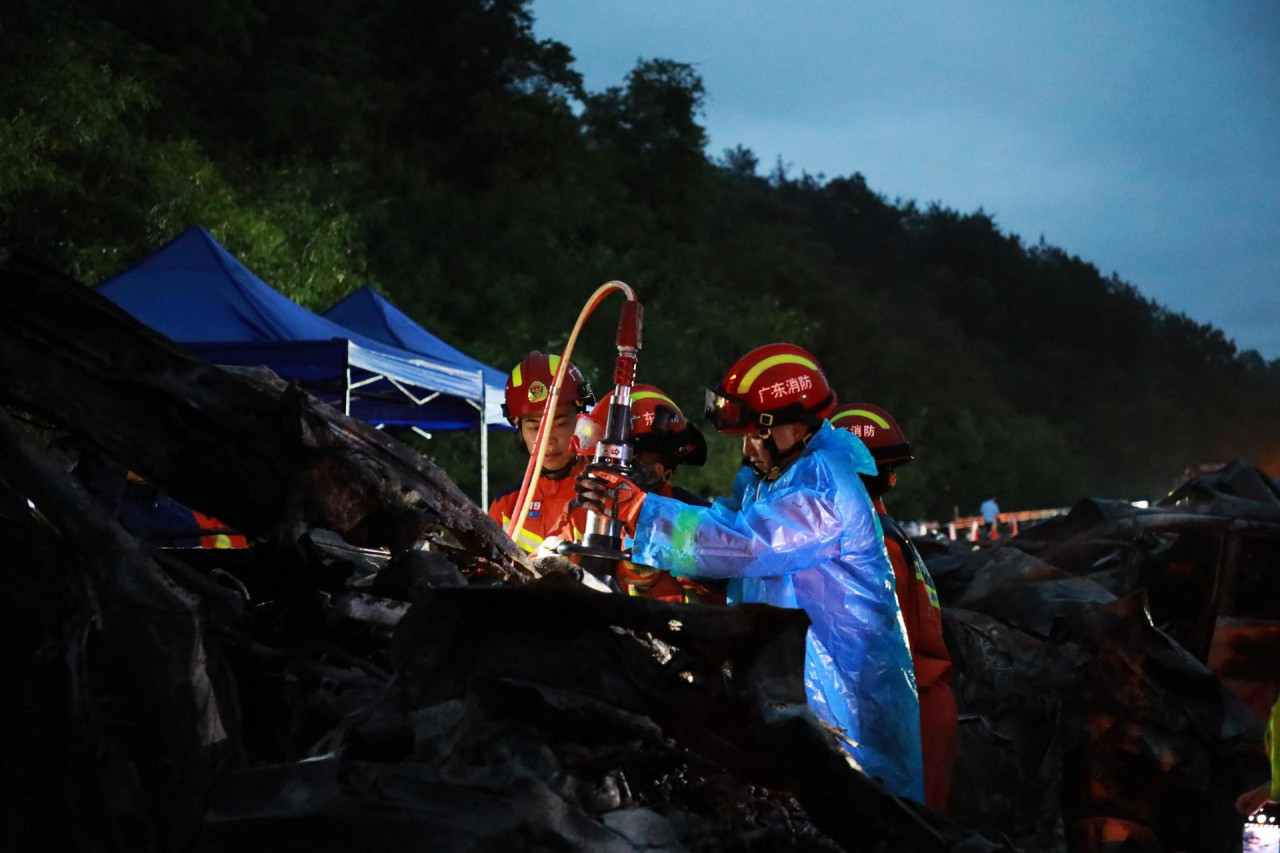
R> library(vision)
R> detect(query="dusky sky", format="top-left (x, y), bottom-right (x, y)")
top-left (532, 1), bottom-right (1280, 358)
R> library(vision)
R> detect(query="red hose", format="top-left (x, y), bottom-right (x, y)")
top-left (505, 281), bottom-right (636, 552)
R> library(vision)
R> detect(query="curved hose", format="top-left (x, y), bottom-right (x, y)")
top-left (505, 281), bottom-right (636, 551)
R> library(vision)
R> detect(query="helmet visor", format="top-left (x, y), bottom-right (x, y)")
top-left (704, 386), bottom-right (753, 432)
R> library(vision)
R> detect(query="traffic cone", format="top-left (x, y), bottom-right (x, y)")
top-left (969, 521), bottom-right (979, 542)
top-left (947, 522), bottom-right (956, 541)
top-left (1011, 517), bottom-right (1019, 537)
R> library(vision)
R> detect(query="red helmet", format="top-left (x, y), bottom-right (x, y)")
top-left (705, 343), bottom-right (835, 434)
top-left (502, 351), bottom-right (595, 423)
top-left (575, 384), bottom-right (707, 466)
top-left (830, 403), bottom-right (913, 467)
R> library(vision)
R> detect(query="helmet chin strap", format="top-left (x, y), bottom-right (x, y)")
top-left (541, 458), bottom-right (577, 481)
top-left (754, 426), bottom-right (812, 482)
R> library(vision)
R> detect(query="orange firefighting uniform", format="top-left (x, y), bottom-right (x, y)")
top-left (877, 498), bottom-right (958, 811)
top-left (487, 459), bottom-right (585, 554)
top-left (191, 510), bottom-right (249, 549)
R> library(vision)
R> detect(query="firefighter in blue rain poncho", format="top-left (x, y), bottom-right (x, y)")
top-left (575, 344), bottom-right (924, 801)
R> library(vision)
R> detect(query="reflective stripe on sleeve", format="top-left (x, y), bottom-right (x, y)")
top-left (500, 513), bottom-right (545, 553)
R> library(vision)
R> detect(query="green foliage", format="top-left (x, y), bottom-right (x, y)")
top-left (3, 0), bottom-right (1277, 517)
top-left (0, 0), bottom-right (367, 297)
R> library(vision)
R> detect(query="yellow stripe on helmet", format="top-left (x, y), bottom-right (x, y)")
top-left (548, 354), bottom-right (562, 375)
top-left (831, 408), bottom-right (891, 429)
top-left (511, 363), bottom-right (523, 387)
top-left (631, 390), bottom-right (679, 410)
top-left (736, 354), bottom-right (818, 394)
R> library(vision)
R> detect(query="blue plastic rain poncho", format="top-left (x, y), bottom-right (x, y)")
top-left (631, 421), bottom-right (924, 800)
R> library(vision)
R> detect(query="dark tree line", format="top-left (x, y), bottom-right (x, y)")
top-left (4, 0), bottom-right (1278, 519)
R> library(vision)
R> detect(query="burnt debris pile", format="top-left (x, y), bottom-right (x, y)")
top-left (922, 463), bottom-right (1280, 852)
top-left (0, 259), bottom-right (999, 852)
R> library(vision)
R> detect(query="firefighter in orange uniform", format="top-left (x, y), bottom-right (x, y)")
top-left (831, 402), bottom-right (958, 811)
top-left (487, 351), bottom-right (595, 554)
top-left (570, 384), bottom-right (722, 603)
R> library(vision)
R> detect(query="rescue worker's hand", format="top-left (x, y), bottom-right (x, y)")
top-left (617, 560), bottom-right (661, 591)
top-left (575, 464), bottom-right (647, 531)
top-left (534, 535), bottom-right (565, 562)
top-left (1237, 783), bottom-right (1278, 816)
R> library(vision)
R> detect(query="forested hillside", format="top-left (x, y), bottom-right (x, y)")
top-left (5, 0), bottom-right (1278, 519)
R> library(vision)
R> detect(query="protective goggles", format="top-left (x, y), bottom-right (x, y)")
top-left (704, 386), bottom-right (768, 432)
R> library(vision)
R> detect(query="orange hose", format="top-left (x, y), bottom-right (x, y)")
top-left (506, 281), bottom-right (635, 551)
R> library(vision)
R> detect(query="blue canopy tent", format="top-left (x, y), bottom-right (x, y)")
top-left (95, 226), bottom-right (503, 504)
top-left (322, 285), bottom-right (507, 428)
top-left (323, 286), bottom-right (513, 508)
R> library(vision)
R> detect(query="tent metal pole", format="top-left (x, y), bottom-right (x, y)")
top-left (478, 371), bottom-right (489, 509)
top-left (345, 367), bottom-right (352, 415)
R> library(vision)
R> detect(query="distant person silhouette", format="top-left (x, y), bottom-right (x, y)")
top-left (980, 496), bottom-right (999, 540)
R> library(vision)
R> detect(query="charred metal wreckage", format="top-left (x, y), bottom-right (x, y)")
top-left (923, 462), bottom-right (1280, 852)
top-left (0, 259), bottom-right (993, 852)
top-left (0, 257), bottom-right (1274, 852)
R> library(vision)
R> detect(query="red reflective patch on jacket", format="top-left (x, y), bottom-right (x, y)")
top-left (190, 510), bottom-right (248, 549)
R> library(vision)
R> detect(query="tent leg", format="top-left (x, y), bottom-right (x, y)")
top-left (479, 374), bottom-right (489, 509)
top-left (344, 368), bottom-right (352, 416)
top-left (481, 424), bottom-right (489, 509)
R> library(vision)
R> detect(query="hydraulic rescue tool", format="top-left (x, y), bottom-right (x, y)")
top-left (504, 282), bottom-right (641, 586)
top-left (558, 297), bottom-right (642, 571)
